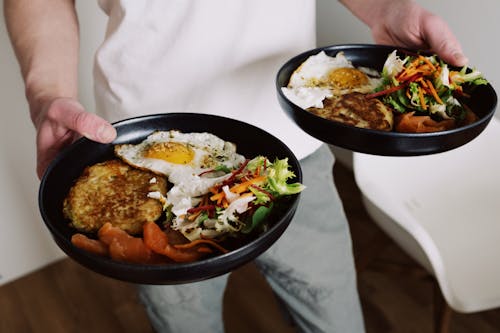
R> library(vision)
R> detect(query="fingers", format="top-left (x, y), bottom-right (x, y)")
top-left (36, 131), bottom-right (74, 179)
top-left (46, 98), bottom-right (117, 143)
top-left (371, 1), bottom-right (469, 68)
top-left (420, 13), bottom-right (468, 67)
top-left (35, 97), bottom-right (117, 179)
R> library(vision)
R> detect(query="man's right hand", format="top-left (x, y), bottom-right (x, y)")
top-left (32, 97), bottom-right (117, 179)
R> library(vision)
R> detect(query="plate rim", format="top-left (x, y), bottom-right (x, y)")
top-left (276, 43), bottom-right (498, 146)
top-left (38, 112), bottom-right (302, 283)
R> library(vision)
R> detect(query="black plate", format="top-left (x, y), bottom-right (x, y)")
top-left (276, 44), bottom-right (498, 156)
top-left (39, 113), bottom-right (302, 284)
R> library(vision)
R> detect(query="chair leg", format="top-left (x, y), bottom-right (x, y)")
top-left (433, 280), bottom-right (453, 333)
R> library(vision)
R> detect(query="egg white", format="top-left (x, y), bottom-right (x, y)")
top-left (288, 51), bottom-right (354, 88)
top-left (115, 130), bottom-right (246, 216)
top-left (282, 51), bottom-right (382, 109)
top-left (115, 130), bottom-right (245, 178)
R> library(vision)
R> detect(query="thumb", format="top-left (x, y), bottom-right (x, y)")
top-left (421, 14), bottom-right (468, 67)
top-left (52, 98), bottom-right (117, 143)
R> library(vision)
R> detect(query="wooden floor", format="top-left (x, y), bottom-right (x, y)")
top-left (2, 161), bottom-right (500, 333)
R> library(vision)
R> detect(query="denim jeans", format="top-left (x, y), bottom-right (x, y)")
top-left (138, 144), bottom-right (365, 333)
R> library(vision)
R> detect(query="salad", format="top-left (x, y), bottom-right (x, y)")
top-left (165, 156), bottom-right (305, 242)
top-left (369, 50), bottom-right (488, 132)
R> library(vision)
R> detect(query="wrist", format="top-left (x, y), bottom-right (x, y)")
top-left (340, 0), bottom-right (414, 29)
top-left (25, 73), bottom-right (77, 128)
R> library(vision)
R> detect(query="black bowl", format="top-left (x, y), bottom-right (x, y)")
top-left (39, 113), bottom-right (302, 284)
top-left (276, 44), bottom-right (498, 156)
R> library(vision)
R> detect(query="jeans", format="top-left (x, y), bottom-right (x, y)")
top-left (138, 144), bottom-right (365, 333)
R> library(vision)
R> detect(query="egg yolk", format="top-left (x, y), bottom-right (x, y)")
top-left (328, 67), bottom-right (368, 89)
top-left (144, 142), bottom-right (195, 164)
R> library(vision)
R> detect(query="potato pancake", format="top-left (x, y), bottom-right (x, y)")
top-left (63, 159), bottom-right (167, 235)
top-left (309, 92), bottom-right (393, 131)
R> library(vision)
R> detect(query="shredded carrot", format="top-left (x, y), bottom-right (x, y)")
top-left (408, 57), bottom-right (421, 70)
top-left (174, 239), bottom-right (229, 254)
top-left (254, 166), bottom-right (261, 177)
top-left (399, 70), bottom-right (424, 83)
top-left (230, 175), bottom-right (266, 194)
top-left (398, 57), bottom-right (421, 80)
top-left (418, 86), bottom-right (427, 110)
top-left (366, 84), bottom-right (405, 99)
top-left (398, 69), bottom-right (416, 82)
top-left (397, 56), bottom-right (438, 82)
top-left (417, 65), bottom-right (433, 76)
top-left (418, 78), bottom-right (428, 88)
top-left (426, 80), bottom-right (443, 104)
top-left (422, 56), bottom-right (436, 72)
top-left (210, 192), bottom-right (225, 202)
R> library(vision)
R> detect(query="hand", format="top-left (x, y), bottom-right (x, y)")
top-left (370, 1), bottom-right (468, 67)
top-left (31, 97), bottom-right (117, 179)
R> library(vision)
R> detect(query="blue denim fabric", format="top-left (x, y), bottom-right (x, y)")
top-left (138, 145), bottom-right (365, 333)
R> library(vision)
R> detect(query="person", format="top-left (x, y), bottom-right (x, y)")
top-left (4, 0), bottom-right (467, 332)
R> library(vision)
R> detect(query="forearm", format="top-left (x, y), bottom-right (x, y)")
top-left (4, 0), bottom-right (79, 124)
top-left (338, 0), bottom-right (412, 29)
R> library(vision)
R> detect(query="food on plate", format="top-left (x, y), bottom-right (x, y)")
top-left (71, 221), bottom-right (225, 264)
top-left (282, 49), bottom-right (488, 133)
top-left (71, 233), bottom-right (109, 257)
top-left (65, 131), bottom-right (304, 264)
top-left (143, 221), bottom-right (227, 263)
top-left (281, 51), bottom-right (382, 110)
top-left (114, 130), bottom-right (245, 177)
top-left (115, 130), bottom-right (246, 222)
top-left (72, 223), bottom-right (168, 264)
top-left (372, 50), bottom-right (487, 132)
top-left (394, 111), bottom-right (455, 133)
top-left (308, 92), bottom-right (393, 131)
top-left (63, 159), bottom-right (167, 235)
top-left (166, 154), bottom-right (305, 242)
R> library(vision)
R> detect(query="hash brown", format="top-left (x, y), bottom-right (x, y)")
top-left (309, 92), bottom-right (393, 131)
top-left (63, 159), bottom-right (167, 235)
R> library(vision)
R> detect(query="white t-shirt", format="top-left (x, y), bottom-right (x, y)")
top-left (94, 0), bottom-right (322, 159)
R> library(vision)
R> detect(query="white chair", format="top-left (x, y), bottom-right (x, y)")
top-left (353, 117), bottom-right (500, 332)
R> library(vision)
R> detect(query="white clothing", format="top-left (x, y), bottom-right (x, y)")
top-left (94, 0), bottom-right (322, 160)
top-left (92, 1), bottom-right (364, 332)
top-left (139, 145), bottom-right (365, 333)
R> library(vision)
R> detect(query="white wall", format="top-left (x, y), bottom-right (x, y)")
top-left (0, 1), bottom-right (498, 284)
top-left (0, 7), bottom-right (55, 286)
top-left (0, 2), bottom-right (106, 286)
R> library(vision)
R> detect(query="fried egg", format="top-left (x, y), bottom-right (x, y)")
top-left (282, 51), bottom-right (382, 109)
top-left (115, 130), bottom-right (246, 216)
top-left (115, 130), bottom-right (244, 177)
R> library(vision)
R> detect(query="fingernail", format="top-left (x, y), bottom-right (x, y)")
top-left (97, 125), bottom-right (116, 142)
top-left (453, 52), bottom-right (468, 66)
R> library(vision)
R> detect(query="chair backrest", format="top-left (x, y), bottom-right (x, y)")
top-left (353, 117), bottom-right (500, 313)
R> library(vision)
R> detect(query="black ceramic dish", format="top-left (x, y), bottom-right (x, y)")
top-left (276, 44), bottom-right (498, 156)
top-left (39, 113), bottom-right (302, 284)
